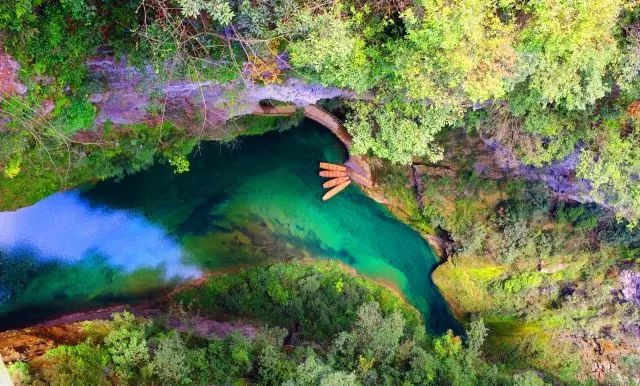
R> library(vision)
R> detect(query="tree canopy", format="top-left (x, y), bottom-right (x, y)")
top-left (2, 0), bottom-right (640, 220)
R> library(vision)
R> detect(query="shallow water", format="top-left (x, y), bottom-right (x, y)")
top-left (0, 120), bottom-right (458, 333)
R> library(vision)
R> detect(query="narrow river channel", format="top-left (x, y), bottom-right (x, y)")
top-left (0, 120), bottom-right (458, 333)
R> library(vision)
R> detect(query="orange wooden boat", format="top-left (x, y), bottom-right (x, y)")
top-left (323, 176), bottom-right (349, 188)
top-left (319, 162), bottom-right (347, 172)
top-left (319, 170), bottom-right (347, 178)
top-left (322, 180), bottom-right (351, 201)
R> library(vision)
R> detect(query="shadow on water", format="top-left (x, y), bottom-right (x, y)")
top-left (0, 120), bottom-right (460, 334)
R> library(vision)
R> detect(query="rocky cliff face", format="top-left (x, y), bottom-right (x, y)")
top-left (1, 52), bottom-right (353, 135)
top-left (619, 270), bottom-right (640, 307)
top-left (618, 268), bottom-right (640, 340)
top-left (0, 49), bottom-right (598, 204)
top-left (87, 57), bottom-right (353, 136)
top-left (618, 269), bottom-right (640, 347)
top-left (0, 49), bottom-right (26, 97)
top-left (412, 130), bottom-right (594, 207)
top-left (477, 134), bottom-right (595, 203)
top-left (0, 52), bottom-right (600, 209)
top-left (0, 303), bottom-right (258, 363)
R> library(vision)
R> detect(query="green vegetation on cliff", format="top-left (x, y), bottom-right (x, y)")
top-left (2, 0), bottom-right (640, 221)
top-left (174, 261), bottom-right (421, 341)
top-left (7, 261), bottom-right (548, 386)
top-left (2, 0), bottom-right (640, 383)
top-left (375, 130), bottom-right (640, 383)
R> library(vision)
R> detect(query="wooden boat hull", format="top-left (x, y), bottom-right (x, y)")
top-left (319, 162), bottom-right (347, 172)
top-left (319, 170), bottom-right (347, 178)
top-left (323, 176), bottom-right (349, 188)
top-left (322, 180), bottom-right (351, 201)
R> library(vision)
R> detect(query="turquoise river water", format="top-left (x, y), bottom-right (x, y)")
top-left (0, 120), bottom-right (458, 333)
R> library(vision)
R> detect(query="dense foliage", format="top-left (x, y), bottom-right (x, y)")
top-left (174, 261), bottom-right (421, 341)
top-left (376, 131), bottom-right (640, 383)
top-left (2, 0), bottom-right (640, 383)
top-left (8, 262), bottom-right (547, 385)
top-left (2, 0), bottom-right (640, 220)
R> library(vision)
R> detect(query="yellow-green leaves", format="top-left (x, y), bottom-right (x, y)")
top-left (3, 155), bottom-right (22, 179)
top-left (288, 10), bottom-right (374, 94)
top-left (395, 0), bottom-right (516, 105)
top-left (176, 0), bottom-right (234, 24)
top-left (517, 0), bottom-right (623, 110)
top-left (168, 155), bottom-right (190, 174)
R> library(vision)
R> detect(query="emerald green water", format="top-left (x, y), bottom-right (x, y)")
top-left (0, 121), bottom-right (457, 333)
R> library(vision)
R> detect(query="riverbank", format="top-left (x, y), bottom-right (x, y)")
top-left (0, 253), bottom-right (430, 366)
top-left (387, 128), bottom-right (640, 383)
top-left (4, 83), bottom-right (634, 382)
top-left (0, 259), bottom-right (417, 363)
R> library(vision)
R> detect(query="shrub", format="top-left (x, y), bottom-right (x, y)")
top-left (500, 272), bottom-right (544, 294)
top-left (103, 312), bottom-right (152, 382)
top-left (173, 261), bottom-right (421, 340)
top-left (53, 98), bottom-right (97, 135)
top-left (41, 343), bottom-right (110, 386)
top-left (7, 362), bottom-right (32, 385)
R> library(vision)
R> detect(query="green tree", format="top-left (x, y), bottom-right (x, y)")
top-left (286, 355), bottom-right (360, 386)
top-left (103, 311), bottom-right (152, 383)
top-left (512, 371), bottom-right (546, 386)
top-left (465, 318), bottom-right (488, 360)
top-left (395, 0), bottom-right (516, 104)
top-left (204, 332), bottom-right (254, 383)
top-left (347, 99), bottom-right (461, 164)
top-left (513, 0), bottom-right (623, 110)
top-left (576, 118), bottom-right (640, 224)
top-left (41, 343), bottom-right (109, 386)
top-left (288, 8), bottom-right (374, 93)
top-left (175, 0), bottom-right (233, 23)
top-left (149, 331), bottom-right (192, 385)
top-left (329, 302), bottom-right (406, 381)
top-left (257, 345), bottom-right (296, 386)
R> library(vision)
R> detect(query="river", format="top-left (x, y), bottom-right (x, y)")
top-left (0, 120), bottom-right (458, 333)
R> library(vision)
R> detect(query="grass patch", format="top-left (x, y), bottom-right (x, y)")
top-left (432, 258), bottom-right (504, 317)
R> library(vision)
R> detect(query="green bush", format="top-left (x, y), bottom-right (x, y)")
top-left (42, 343), bottom-right (110, 386)
top-left (173, 260), bottom-right (421, 341)
top-left (500, 272), bottom-right (544, 294)
top-left (23, 264), bottom-right (557, 385)
top-left (53, 98), bottom-right (97, 135)
top-left (7, 361), bottom-right (32, 385)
